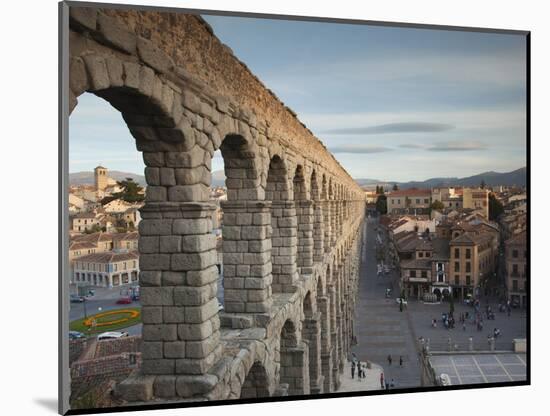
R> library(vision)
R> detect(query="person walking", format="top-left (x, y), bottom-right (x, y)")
top-left (387, 354), bottom-right (392, 366)
top-left (380, 372), bottom-right (384, 389)
top-left (399, 356), bottom-right (403, 367)
top-left (351, 361), bottom-right (355, 379)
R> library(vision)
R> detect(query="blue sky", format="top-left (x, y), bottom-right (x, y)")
top-left (69, 15), bottom-right (527, 182)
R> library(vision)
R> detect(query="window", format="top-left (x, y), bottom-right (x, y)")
top-left (466, 262), bottom-right (471, 273)
top-left (454, 262), bottom-right (460, 272)
top-left (416, 199), bottom-right (420, 204)
top-left (424, 199), bottom-right (429, 203)
top-left (513, 280), bottom-right (518, 291)
top-left (454, 275), bottom-right (459, 285)
top-left (512, 249), bottom-right (518, 258)
top-left (133, 260), bottom-right (137, 268)
top-left (466, 275), bottom-right (471, 285)
top-left (465, 248), bottom-right (471, 259)
top-left (398, 199), bottom-right (401, 204)
top-left (454, 248), bottom-right (459, 258)
top-left (425, 252), bottom-right (431, 258)
top-left (421, 270), bottom-right (428, 278)
top-left (410, 270), bottom-right (416, 278)
top-left (419, 252), bottom-right (424, 258)
top-left (512, 264), bottom-right (518, 275)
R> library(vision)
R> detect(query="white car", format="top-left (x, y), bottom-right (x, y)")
top-left (396, 298), bottom-right (408, 305)
top-left (97, 331), bottom-right (129, 341)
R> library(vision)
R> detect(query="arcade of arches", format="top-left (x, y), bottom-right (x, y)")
top-left (67, 6), bottom-right (366, 401)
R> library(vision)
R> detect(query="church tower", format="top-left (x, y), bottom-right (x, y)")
top-left (94, 166), bottom-right (108, 192)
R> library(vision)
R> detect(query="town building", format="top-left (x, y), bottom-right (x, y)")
top-left (94, 165), bottom-right (109, 192)
top-left (431, 187), bottom-right (463, 210)
top-left (449, 231), bottom-right (497, 300)
top-left (71, 212), bottom-right (101, 232)
top-left (462, 188), bottom-right (489, 219)
top-left (73, 250), bottom-right (139, 287)
top-left (386, 188), bottom-right (431, 215)
top-left (505, 231), bottom-right (527, 307)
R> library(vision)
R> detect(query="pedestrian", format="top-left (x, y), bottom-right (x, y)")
top-left (380, 372), bottom-right (384, 389)
top-left (387, 354), bottom-right (392, 366)
top-left (351, 361), bottom-right (355, 379)
top-left (390, 378), bottom-right (395, 389)
top-left (357, 362), bottom-right (362, 380)
top-left (385, 381), bottom-right (389, 390)
top-left (362, 364), bottom-right (367, 379)
top-left (399, 356), bottom-right (403, 367)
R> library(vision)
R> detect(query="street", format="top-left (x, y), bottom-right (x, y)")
top-left (69, 285), bottom-right (142, 336)
top-left (351, 217), bottom-right (422, 388)
top-left (350, 217), bottom-right (527, 389)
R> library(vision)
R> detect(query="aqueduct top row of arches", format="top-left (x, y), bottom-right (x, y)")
top-left (66, 5), bottom-right (367, 405)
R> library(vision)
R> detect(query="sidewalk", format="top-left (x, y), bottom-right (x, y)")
top-left (337, 360), bottom-right (384, 392)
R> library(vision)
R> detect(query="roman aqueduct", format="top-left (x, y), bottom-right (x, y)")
top-left (67, 5), bottom-right (366, 403)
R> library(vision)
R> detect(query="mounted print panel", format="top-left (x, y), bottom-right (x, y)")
top-left (59, 1), bottom-right (529, 414)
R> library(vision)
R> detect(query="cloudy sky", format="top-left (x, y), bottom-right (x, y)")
top-left (70, 14), bottom-right (527, 182)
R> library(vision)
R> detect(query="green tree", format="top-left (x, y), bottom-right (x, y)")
top-left (430, 200), bottom-right (445, 211)
top-left (113, 178), bottom-right (145, 203)
top-left (392, 183), bottom-right (399, 191)
top-left (488, 192), bottom-right (504, 221)
top-left (376, 194), bottom-right (387, 215)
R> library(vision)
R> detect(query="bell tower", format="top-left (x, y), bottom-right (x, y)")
top-left (94, 165), bottom-right (108, 192)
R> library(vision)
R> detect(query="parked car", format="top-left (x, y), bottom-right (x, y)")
top-left (69, 331), bottom-right (85, 340)
top-left (70, 294), bottom-right (85, 303)
top-left (396, 297), bottom-right (408, 305)
top-left (116, 296), bottom-right (132, 304)
top-left (97, 331), bottom-right (128, 341)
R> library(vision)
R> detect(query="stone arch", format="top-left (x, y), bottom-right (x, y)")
top-left (70, 54), bottom-right (221, 378)
top-left (220, 134), bottom-right (262, 201)
top-left (294, 165), bottom-right (314, 274)
top-left (279, 319), bottom-right (309, 395)
top-left (219, 133), bottom-right (272, 314)
top-left (311, 170), bottom-right (324, 262)
top-left (240, 362), bottom-right (271, 399)
top-left (302, 290), bottom-right (322, 394)
top-left (268, 155), bottom-right (298, 292)
top-left (321, 174), bottom-right (332, 252)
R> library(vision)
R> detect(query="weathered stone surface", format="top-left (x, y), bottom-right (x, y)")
top-left (69, 7), bottom-right (97, 31)
top-left (82, 55), bottom-right (110, 90)
top-left (97, 13), bottom-right (136, 54)
top-left (70, 11), bottom-right (367, 403)
top-left (137, 36), bottom-right (175, 74)
top-left (69, 57), bottom-right (88, 94)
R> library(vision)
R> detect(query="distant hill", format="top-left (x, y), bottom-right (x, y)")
top-left (69, 170), bottom-right (146, 186)
top-left (69, 169), bottom-right (227, 187)
top-left (355, 167), bottom-right (526, 189)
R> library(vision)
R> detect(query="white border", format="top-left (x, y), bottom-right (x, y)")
top-left (2, 1), bottom-right (546, 415)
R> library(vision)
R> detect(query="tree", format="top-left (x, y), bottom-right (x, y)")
top-left (430, 200), bottom-right (445, 211)
top-left (392, 183), bottom-right (399, 191)
top-left (376, 194), bottom-right (387, 215)
top-left (113, 178), bottom-right (145, 203)
top-left (488, 192), bottom-right (504, 221)
top-left (376, 185), bottom-right (385, 195)
top-left (480, 179), bottom-right (486, 189)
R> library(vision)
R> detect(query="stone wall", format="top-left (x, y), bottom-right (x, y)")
top-left (67, 4), bottom-right (367, 406)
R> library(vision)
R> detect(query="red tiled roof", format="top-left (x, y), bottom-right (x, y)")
top-left (388, 189), bottom-right (431, 197)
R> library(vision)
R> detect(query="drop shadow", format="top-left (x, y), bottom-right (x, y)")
top-left (34, 398), bottom-right (58, 413)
